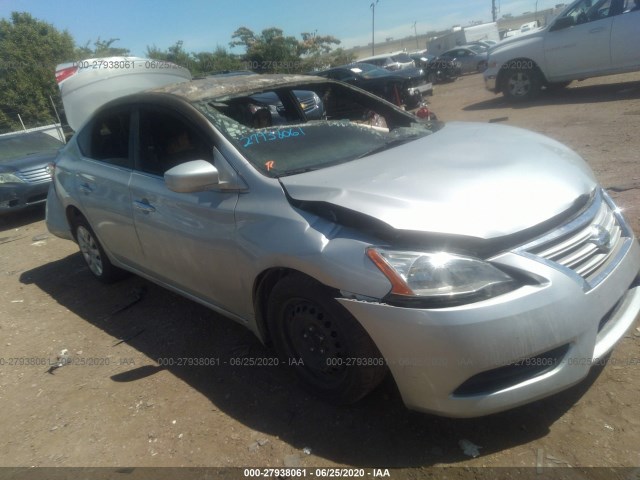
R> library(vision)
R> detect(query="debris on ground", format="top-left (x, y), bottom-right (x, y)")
top-left (45, 349), bottom-right (70, 374)
top-left (459, 439), bottom-right (481, 458)
top-left (102, 287), bottom-right (147, 321)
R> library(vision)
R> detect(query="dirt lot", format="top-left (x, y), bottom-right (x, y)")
top-left (1, 72), bottom-right (640, 478)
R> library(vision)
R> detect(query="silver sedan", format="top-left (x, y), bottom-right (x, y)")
top-left (439, 46), bottom-right (489, 74)
top-left (46, 74), bottom-right (640, 417)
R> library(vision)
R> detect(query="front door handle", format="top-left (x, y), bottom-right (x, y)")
top-left (133, 199), bottom-right (156, 214)
top-left (589, 26), bottom-right (605, 33)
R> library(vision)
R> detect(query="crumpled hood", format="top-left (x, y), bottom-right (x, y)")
top-left (280, 122), bottom-right (597, 240)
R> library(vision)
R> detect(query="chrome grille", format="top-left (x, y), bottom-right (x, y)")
top-left (17, 165), bottom-right (51, 184)
top-left (299, 97), bottom-right (317, 112)
top-left (520, 190), bottom-right (632, 290)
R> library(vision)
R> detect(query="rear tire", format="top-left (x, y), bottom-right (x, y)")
top-left (73, 217), bottom-right (127, 283)
top-left (267, 274), bottom-right (388, 404)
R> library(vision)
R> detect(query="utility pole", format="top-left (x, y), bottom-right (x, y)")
top-left (492, 0), bottom-right (497, 21)
top-left (371, 0), bottom-right (379, 55)
top-left (413, 21), bottom-right (419, 49)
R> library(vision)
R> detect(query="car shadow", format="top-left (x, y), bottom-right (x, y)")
top-left (464, 79), bottom-right (640, 111)
top-left (20, 254), bottom-right (607, 468)
top-left (0, 205), bottom-right (46, 231)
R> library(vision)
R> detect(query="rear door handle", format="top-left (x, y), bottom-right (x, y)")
top-left (133, 199), bottom-right (156, 214)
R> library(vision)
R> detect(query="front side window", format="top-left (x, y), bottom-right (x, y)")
top-left (137, 108), bottom-right (212, 176)
top-left (562, 0), bottom-right (617, 22)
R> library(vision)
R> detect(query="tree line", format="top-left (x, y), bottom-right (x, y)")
top-left (0, 12), bottom-right (354, 133)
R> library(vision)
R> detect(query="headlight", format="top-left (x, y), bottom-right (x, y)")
top-left (366, 248), bottom-right (517, 305)
top-left (0, 173), bottom-right (24, 184)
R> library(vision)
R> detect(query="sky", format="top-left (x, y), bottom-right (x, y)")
top-left (0, 0), bottom-right (563, 57)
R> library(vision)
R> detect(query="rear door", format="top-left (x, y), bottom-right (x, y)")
top-left (128, 105), bottom-right (241, 310)
top-left (73, 106), bottom-right (143, 265)
top-left (610, 2), bottom-right (640, 69)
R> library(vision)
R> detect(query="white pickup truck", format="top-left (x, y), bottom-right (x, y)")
top-left (484, 0), bottom-right (640, 101)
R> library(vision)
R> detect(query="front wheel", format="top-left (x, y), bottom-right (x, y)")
top-left (267, 274), bottom-right (388, 404)
top-left (73, 217), bottom-right (127, 283)
top-left (502, 67), bottom-right (542, 101)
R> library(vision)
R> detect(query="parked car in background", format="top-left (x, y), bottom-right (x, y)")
top-left (47, 71), bottom-right (640, 418)
top-left (358, 52), bottom-right (416, 71)
top-left (409, 51), bottom-right (461, 83)
top-left (0, 131), bottom-right (64, 213)
top-left (464, 43), bottom-right (490, 53)
top-left (314, 62), bottom-right (432, 108)
top-left (207, 70), bottom-right (324, 124)
top-left (439, 47), bottom-right (489, 74)
top-left (474, 40), bottom-right (498, 47)
top-left (485, 0), bottom-right (640, 101)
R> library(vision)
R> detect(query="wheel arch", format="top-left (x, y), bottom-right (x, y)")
top-left (252, 267), bottom-right (340, 345)
top-left (496, 57), bottom-right (547, 93)
top-left (65, 205), bottom-right (86, 241)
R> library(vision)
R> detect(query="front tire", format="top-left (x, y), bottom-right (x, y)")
top-left (267, 274), bottom-right (387, 404)
top-left (502, 67), bottom-right (542, 101)
top-left (73, 217), bottom-right (126, 283)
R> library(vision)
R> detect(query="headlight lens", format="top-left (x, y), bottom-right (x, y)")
top-left (367, 248), bottom-right (516, 304)
top-left (0, 173), bottom-right (24, 184)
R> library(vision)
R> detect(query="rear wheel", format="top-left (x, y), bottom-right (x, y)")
top-left (502, 67), bottom-right (541, 101)
top-left (267, 274), bottom-right (387, 404)
top-left (73, 217), bottom-right (126, 283)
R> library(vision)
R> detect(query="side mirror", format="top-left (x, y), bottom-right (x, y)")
top-left (550, 16), bottom-right (575, 32)
top-left (164, 160), bottom-right (219, 193)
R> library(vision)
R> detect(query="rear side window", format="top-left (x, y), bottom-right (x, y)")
top-left (77, 109), bottom-right (131, 168)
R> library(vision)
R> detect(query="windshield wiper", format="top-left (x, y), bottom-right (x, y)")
top-left (275, 166), bottom-right (321, 178)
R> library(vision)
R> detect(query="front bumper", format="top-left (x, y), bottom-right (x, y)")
top-left (407, 82), bottom-right (433, 97)
top-left (0, 181), bottom-right (50, 213)
top-left (339, 195), bottom-right (640, 417)
top-left (484, 67), bottom-right (499, 92)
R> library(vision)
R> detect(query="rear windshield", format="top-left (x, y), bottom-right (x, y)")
top-left (391, 54), bottom-right (413, 63)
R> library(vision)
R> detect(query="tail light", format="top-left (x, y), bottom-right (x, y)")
top-left (416, 106), bottom-right (433, 120)
top-left (55, 65), bottom-right (78, 84)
